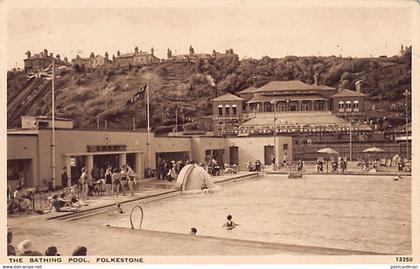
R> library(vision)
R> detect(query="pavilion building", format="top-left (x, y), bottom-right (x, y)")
top-left (212, 76), bottom-right (370, 139)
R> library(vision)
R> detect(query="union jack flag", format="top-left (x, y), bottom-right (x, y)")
top-left (127, 84), bottom-right (147, 105)
top-left (26, 64), bottom-right (55, 80)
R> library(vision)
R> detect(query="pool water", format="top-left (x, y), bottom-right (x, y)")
top-left (78, 174), bottom-right (411, 254)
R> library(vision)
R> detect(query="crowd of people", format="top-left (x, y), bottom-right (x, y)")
top-left (7, 182), bottom-right (35, 214)
top-left (156, 156), bottom-right (238, 180)
top-left (74, 163), bottom-right (137, 200)
top-left (355, 154), bottom-right (410, 173)
top-left (7, 226), bottom-right (87, 256)
top-left (156, 157), bottom-right (190, 180)
top-left (245, 160), bottom-right (262, 172)
top-left (316, 157), bottom-right (347, 173)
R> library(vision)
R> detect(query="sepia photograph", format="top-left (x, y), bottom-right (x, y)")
top-left (1, 0), bottom-right (418, 265)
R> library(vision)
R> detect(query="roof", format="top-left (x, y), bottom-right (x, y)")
top-left (247, 94), bottom-right (327, 103)
top-left (212, 93), bottom-right (244, 102)
top-left (256, 81), bottom-right (335, 93)
top-left (240, 111), bottom-right (371, 131)
top-left (116, 52), bottom-right (157, 59)
top-left (238, 86), bottom-right (258, 94)
top-left (195, 53), bottom-right (211, 57)
top-left (29, 53), bottom-right (49, 59)
top-left (117, 52), bottom-right (135, 58)
top-left (71, 56), bottom-right (90, 62)
top-left (331, 89), bottom-right (366, 97)
top-left (22, 115), bottom-right (73, 121)
top-left (7, 129), bottom-right (39, 135)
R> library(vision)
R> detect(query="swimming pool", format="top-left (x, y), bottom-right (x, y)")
top-left (77, 174), bottom-right (411, 254)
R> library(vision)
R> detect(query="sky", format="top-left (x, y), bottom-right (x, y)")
top-left (6, 3), bottom-right (412, 69)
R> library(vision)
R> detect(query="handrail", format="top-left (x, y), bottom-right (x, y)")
top-left (130, 204), bottom-right (144, 230)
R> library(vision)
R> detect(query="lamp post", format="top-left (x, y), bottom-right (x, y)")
top-left (403, 89), bottom-right (410, 159)
top-left (51, 60), bottom-right (56, 189)
top-left (271, 100), bottom-right (277, 170)
top-left (175, 106), bottom-right (178, 136)
top-left (349, 114), bottom-right (353, 161)
top-left (345, 111), bottom-right (353, 161)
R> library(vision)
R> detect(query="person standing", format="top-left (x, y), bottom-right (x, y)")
top-left (127, 164), bottom-right (135, 196)
top-left (156, 158), bottom-right (162, 180)
top-left (283, 152), bottom-right (288, 168)
top-left (79, 167), bottom-right (89, 200)
top-left (105, 165), bottom-right (113, 196)
top-left (61, 167), bottom-right (68, 189)
top-left (111, 169), bottom-right (121, 198)
top-left (120, 166), bottom-right (128, 196)
top-left (271, 155), bottom-right (276, 171)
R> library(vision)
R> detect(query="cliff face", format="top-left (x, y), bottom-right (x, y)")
top-left (7, 52), bottom-right (411, 131)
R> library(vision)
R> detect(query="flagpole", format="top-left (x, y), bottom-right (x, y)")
top-left (51, 60), bottom-right (56, 189)
top-left (146, 84), bottom-right (151, 175)
top-left (175, 106), bottom-right (178, 136)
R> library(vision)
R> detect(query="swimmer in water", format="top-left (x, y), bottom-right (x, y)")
top-left (222, 215), bottom-right (240, 230)
top-left (116, 202), bottom-right (125, 214)
top-left (393, 175), bottom-right (402, 181)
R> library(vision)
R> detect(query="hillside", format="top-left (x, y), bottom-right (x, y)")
top-left (7, 50), bottom-right (411, 132)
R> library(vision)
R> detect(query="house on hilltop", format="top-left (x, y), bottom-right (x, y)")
top-left (113, 47), bottom-right (160, 68)
top-left (24, 49), bottom-right (69, 72)
top-left (166, 46), bottom-right (238, 62)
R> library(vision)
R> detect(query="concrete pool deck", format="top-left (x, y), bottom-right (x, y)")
top-left (7, 172), bottom-right (410, 256)
top-left (40, 172), bottom-right (259, 220)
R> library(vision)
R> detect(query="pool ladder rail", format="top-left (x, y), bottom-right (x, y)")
top-left (130, 204), bottom-right (144, 230)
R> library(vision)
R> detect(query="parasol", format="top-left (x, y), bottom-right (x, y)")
top-left (363, 147), bottom-right (384, 153)
top-left (317, 147), bottom-right (339, 154)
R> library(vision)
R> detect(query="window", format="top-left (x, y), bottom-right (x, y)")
top-left (232, 105), bottom-right (237, 115)
top-left (225, 105), bottom-right (230, 116)
top-left (283, 144), bottom-right (288, 150)
top-left (346, 101), bottom-right (352, 111)
top-left (353, 101), bottom-right (359, 111)
top-left (218, 105), bottom-right (223, 116)
top-left (338, 101), bottom-right (345, 111)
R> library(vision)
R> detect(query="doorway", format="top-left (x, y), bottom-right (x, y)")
top-left (93, 154), bottom-right (120, 171)
top-left (264, 145), bottom-right (274, 165)
top-left (229, 146), bottom-right (239, 165)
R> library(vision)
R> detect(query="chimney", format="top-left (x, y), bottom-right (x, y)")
top-left (117, 50), bottom-right (120, 57)
top-left (105, 52), bottom-right (108, 60)
top-left (314, 73), bottom-right (319, 85)
top-left (134, 47), bottom-right (139, 54)
top-left (50, 53), bottom-right (53, 57)
top-left (151, 47), bottom-right (154, 56)
top-left (64, 57), bottom-right (68, 63)
top-left (90, 52), bottom-right (94, 58)
top-left (355, 80), bottom-right (362, 93)
top-left (44, 49), bottom-right (48, 57)
top-left (56, 54), bottom-right (61, 61)
top-left (26, 51), bottom-right (31, 59)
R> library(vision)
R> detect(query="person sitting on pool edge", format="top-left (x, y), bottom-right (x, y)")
top-left (49, 194), bottom-right (78, 212)
top-left (222, 215), bottom-right (240, 230)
